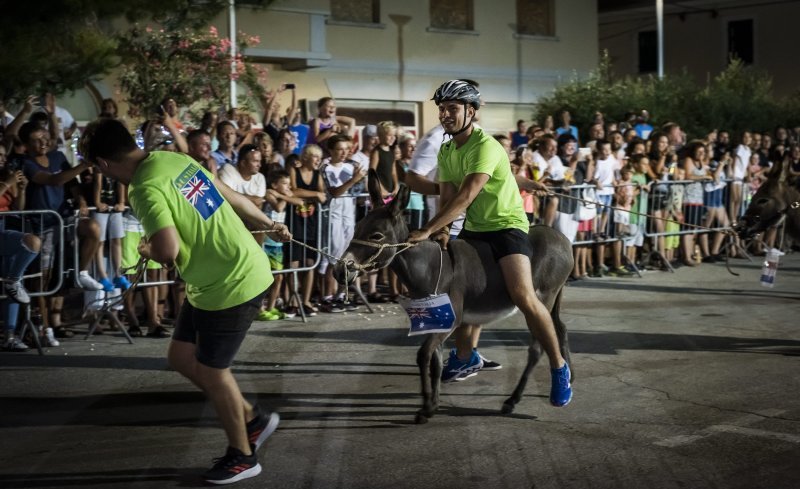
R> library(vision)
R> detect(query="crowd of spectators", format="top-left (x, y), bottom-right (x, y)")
top-left (2, 86), bottom-right (799, 352)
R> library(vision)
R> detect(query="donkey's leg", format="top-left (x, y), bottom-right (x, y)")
top-left (415, 332), bottom-right (449, 424)
top-left (428, 334), bottom-right (447, 414)
top-left (502, 341), bottom-right (543, 414)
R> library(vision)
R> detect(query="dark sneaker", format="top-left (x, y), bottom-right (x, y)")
top-left (246, 405), bottom-right (280, 451)
top-left (203, 445), bottom-right (261, 485)
top-left (475, 349), bottom-right (502, 370)
top-left (4, 280), bottom-right (30, 304)
top-left (550, 363), bottom-right (573, 407)
top-left (441, 348), bottom-right (483, 383)
top-left (321, 299), bottom-right (345, 313)
top-left (343, 299), bottom-right (359, 311)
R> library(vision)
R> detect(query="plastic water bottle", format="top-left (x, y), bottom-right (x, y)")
top-left (760, 249), bottom-right (780, 288)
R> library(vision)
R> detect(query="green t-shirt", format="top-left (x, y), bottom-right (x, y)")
top-left (129, 151), bottom-right (272, 311)
top-left (438, 127), bottom-right (529, 233)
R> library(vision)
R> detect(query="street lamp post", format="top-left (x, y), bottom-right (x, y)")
top-left (657, 0), bottom-right (664, 79)
top-left (229, 0), bottom-right (237, 109)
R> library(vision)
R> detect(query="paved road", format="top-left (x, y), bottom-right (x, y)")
top-left (1, 254), bottom-right (799, 489)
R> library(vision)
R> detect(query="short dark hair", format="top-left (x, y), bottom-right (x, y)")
top-left (267, 168), bottom-right (290, 186)
top-left (29, 112), bottom-right (49, 126)
top-left (216, 120), bottom-right (235, 135)
top-left (326, 133), bottom-right (351, 151)
top-left (18, 121), bottom-right (46, 144)
top-left (317, 96), bottom-right (333, 109)
top-left (187, 129), bottom-right (210, 145)
top-left (79, 118), bottom-right (138, 164)
top-left (536, 133), bottom-right (556, 151)
top-left (237, 144), bottom-right (259, 163)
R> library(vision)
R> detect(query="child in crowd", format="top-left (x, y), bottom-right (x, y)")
top-left (119, 203), bottom-right (167, 337)
top-left (370, 121), bottom-right (399, 203)
top-left (611, 165), bottom-right (635, 276)
top-left (287, 144), bottom-right (327, 317)
top-left (308, 97), bottom-right (355, 149)
top-left (93, 172), bottom-right (130, 292)
top-left (260, 169), bottom-right (304, 320)
top-left (591, 139), bottom-right (618, 276)
top-left (627, 155), bottom-right (651, 268)
top-left (319, 134), bottom-right (366, 312)
top-left (396, 135), bottom-right (425, 230)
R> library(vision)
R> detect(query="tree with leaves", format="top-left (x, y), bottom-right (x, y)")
top-left (0, 0), bottom-right (268, 104)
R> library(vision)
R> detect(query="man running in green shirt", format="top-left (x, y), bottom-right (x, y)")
top-left (79, 119), bottom-right (291, 484)
top-left (408, 80), bottom-right (572, 407)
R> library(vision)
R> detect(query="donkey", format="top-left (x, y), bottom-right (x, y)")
top-left (333, 175), bottom-right (574, 424)
top-left (737, 159), bottom-right (800, 242)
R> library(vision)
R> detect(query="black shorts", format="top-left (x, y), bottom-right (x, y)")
top-left (458, 228), bottom-right (533, 261)
top-left (172, 289), bottom-right (268, 369)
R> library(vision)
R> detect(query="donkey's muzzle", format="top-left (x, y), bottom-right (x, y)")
top-left (333, 260), bottom-right (360, 285)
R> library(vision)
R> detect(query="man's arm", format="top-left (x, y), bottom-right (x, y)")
top-left (405, 171), bottom-right (439, 196)
top-left (514, 173), bottom-right (548, 194)
top-left (30, 160), bottom-right (91, 187)
top-left (139, 226), bottom-right (180, 265)
top-left (217, 180), bottom-right (291, 241)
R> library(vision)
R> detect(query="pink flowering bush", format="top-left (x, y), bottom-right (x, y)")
top-left (118, 25), bottom-right (266, 119)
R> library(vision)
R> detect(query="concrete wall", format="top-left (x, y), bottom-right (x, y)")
top-left (599, 1), bottom-right (798, 97)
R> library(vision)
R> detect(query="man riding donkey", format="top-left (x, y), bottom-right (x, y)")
top-left (407, 80), bottom-right (573, 407)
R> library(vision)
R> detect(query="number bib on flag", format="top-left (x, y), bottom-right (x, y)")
top-left (398, 294), bottom-right (457, 336)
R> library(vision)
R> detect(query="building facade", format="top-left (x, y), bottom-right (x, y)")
top-left (599, 0), bottom-right (798, 97)
top-left (61, 0), bottom-right (599, 134)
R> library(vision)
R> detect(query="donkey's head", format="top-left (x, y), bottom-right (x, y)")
top-left (333, 169), bottom-right (411, 285)
top-left (736, 160), bottom-right (798, 238)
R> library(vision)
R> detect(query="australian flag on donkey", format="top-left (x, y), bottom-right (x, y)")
top-left (398, 294), bottom-right (457, 336)
top-left (175, 166), bottom-right (223, 220)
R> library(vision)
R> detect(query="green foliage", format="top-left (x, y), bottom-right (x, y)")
top-left (117, 25), bottom-right (267, 120)
top-left (535, 52), bottom-right (796, 141)
top-left (0, 0), bottom-right (271, 103)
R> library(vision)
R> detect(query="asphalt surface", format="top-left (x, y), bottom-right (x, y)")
top-left (1, 253), bottom-right (799, 489)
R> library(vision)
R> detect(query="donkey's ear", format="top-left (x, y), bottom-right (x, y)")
top-left (367, 169), bottom-right (384, 207)
top-left (389, 183), bottom-right (411, 217)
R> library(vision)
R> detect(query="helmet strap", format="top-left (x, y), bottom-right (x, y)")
top-left (448, 102), bottom-right (473, 137)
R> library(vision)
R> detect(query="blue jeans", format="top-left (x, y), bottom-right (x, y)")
top-left (1, 229), bottom-right (40, 333)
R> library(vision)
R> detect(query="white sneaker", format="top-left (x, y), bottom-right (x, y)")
top-left (770, 248), bottom-right (786, 257)
top-left (3, 337), bottom-right (29, 352)
top-left (3, 280), bottom-right (30, 304)
top-left (43, 327), bottom-right (60, 347)
top-left (77, 271), bottom-right (104, 291)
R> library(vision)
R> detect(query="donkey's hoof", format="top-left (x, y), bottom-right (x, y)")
top-left (501, 401), bottom-right (515, 414)
top-left (414, 412), bottom-right (429, 424)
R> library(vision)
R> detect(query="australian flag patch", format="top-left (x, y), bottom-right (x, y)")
top-left (398, 294), bottom-right (457, 336)
top-left (174, 165), bottom-right (223, 220)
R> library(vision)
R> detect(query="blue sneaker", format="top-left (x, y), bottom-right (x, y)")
top-left (99, 277), bottom-right (115, 292)
top-left (441, 348), bottom-right (483, 383)
top-left (113, 276), bottom-right (132, 291)
top-left (550, 363), bottom-right (572, 407)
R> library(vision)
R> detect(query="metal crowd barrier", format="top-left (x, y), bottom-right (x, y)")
top-left (546, 178), bottom-right (773, 277)
top-left (1, 209), bottom-right (67, 354)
